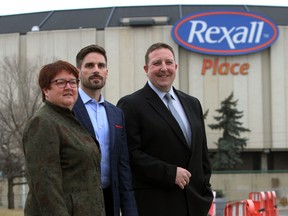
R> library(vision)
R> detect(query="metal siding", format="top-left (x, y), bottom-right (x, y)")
top-left (270, 28), bottom-right (288, 148)
top-left (26, 29), bottom-right (97, 64)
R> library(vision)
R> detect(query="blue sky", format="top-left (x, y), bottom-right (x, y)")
top-left (1, 0), bottom-right (288, 16)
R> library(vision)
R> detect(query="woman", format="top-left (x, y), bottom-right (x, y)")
top-left (22, 60), bottom-right (105, 216)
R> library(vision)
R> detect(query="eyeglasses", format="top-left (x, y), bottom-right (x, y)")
top-left (50, 79), bottom-right (79, 88)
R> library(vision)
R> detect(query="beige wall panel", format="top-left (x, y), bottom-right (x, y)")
top-left (104, 27), bottom-right (137, 104)
top-left (26, 29), bottom-right (97, 66)
top-left (189, 52), bottom-right (265, 150)
top-left (260, 49), bottom-right (272, 149)
top-left (230, 55), bottom-right (257, 150)
top-left (203, 56), bottom-right (234, 149)
top-left (104, 28), bottom-right (121, 104)
top-left (178, 49), bottom-right (189, 93)
top-left (211, 172), bottom-right (288, 202)
top-left (0, 33), bottom-right (20, 58)
top-left (270, 26), bottom-right (288, 149)
top-left (104, 26), bottom-right (177, 104)
top-left (218, 57), bottom-right (234, 101)
top-left (282, 27), bottom-right (288, 149)
top-left (245, 53), bottom-right (265, 149)
top-left (286, 28), bottom-right (288, 149)
top-left (0, 34), bottom-right (21, 109)
top-left (187, 53), bottom-right (219, 148)
top-left (188, 53), bottom-right (205, 102)
top-left (26, 32), bottom-right (55, 64)
top-left (230, 55), bottom-right (248, 125)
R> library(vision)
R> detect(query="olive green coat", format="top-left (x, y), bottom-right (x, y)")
top-left (22, 101), bottom-right (105, 216)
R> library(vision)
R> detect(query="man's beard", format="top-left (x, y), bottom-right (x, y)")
top-left (82, 79), bottom-right (105, 90)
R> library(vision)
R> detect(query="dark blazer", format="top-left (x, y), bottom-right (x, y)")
top-left (73, 95), bottom-right (138, 216)
top-left (117, 83), bottom-right (213, 216)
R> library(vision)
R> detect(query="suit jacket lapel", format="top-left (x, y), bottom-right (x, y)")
top-left (175, 89), bottom-right (196, 152)
top-left (103, 102), bottom-right (115, 149)
top-left (143, 84), bottom-right (188, 148)
top-left (74, 96), bottom-right (96, 139)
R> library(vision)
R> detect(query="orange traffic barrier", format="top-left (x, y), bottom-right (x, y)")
top-left (271, 191), bottom-right (279, 216)
top-left (208, 191), bottom-right (216, 216)
top-left (249, 191), bottom-right (266, 216)
top-left (248, 190), bottom-right (279, 216)
top-left (224, 199), bottom-right (256, 216)
top-left (264, 191), bottom-right (278, 216)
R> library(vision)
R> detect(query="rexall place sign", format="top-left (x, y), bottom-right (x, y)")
top-left (172, 10), bottom-right (279, 56)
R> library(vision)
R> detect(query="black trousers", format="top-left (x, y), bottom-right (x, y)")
top-left (103, 186), bottom-right (114, 216)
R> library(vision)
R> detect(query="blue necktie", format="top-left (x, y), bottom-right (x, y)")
top-left (165, 93), bottom-right (190, 146)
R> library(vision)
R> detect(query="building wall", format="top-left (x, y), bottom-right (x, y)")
top-left (0, 33), bottom-right (20, 58)
top-left (0, 15), bottom-right (287, 212)
top-left (0, 25), bottom-right (287, 152)
top-left (270, 26), bottom-right (288, 149)
top-left (26, 28), bottom-right (98, 66)
top-left (210, 172), bottom-right (288, 204)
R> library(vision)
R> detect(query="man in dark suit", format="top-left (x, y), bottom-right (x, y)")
top-left (73, 45), bottom-right (138, 216)
top-left (117, 42), bottom-right (213, 216)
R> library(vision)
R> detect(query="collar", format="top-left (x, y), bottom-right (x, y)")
top-left (44, 100), bottom-right (73, 115)
top-left (79, 87), bottom-right (105, 104)
top-left (147, 80), bottom-right (176, 100)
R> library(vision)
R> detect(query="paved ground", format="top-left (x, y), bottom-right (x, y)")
top-left (279, 207), bottom-right (288, 216)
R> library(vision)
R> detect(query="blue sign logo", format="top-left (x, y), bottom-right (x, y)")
top-left (171, 10), bottom-right (279, 56)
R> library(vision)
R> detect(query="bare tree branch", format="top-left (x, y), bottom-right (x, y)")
top-left (0, 55), bottom-right (42, 209)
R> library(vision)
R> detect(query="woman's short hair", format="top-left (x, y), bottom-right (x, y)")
top-left (38, 60), bottom-right (79, 101)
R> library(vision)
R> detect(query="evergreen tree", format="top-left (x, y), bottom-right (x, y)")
top-left (209, 92), bottom-right (250, 170)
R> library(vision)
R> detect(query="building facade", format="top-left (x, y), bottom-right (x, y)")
top-left (1, 4), bottom-right (288, 209)
top-left (0, 5), bottom-right (287, 171)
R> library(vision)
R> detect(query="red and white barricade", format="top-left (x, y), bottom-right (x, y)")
top-left (208, 190), bottom-right (216, 216)
top-left (249, 191), bottom-right (266, 216)
top-left (224, 199), bottom-right (256, 216)
top-left (264, 191), bottom-right (278, 216)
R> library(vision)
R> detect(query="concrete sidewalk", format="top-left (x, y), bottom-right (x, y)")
top-left (278, 207), bottom-right (288, 216)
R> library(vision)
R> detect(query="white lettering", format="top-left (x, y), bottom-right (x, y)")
top-left (187, 20), bottom-right (265, 49)
top-left (188, 20), bottom-right (207, 43)
top-left (255, 21), bottom-right (264, 43)
top-left (248, 22), bottom-right (257, 43)
top-left (233, 27), bottom-right (249, 44)
top-left (218, 27), bottom-right (236, 49)
top-left (205, 26), bottom-right (220, 43)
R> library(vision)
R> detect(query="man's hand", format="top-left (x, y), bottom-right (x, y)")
top-left (175, 167), bottom-right (191, 189)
